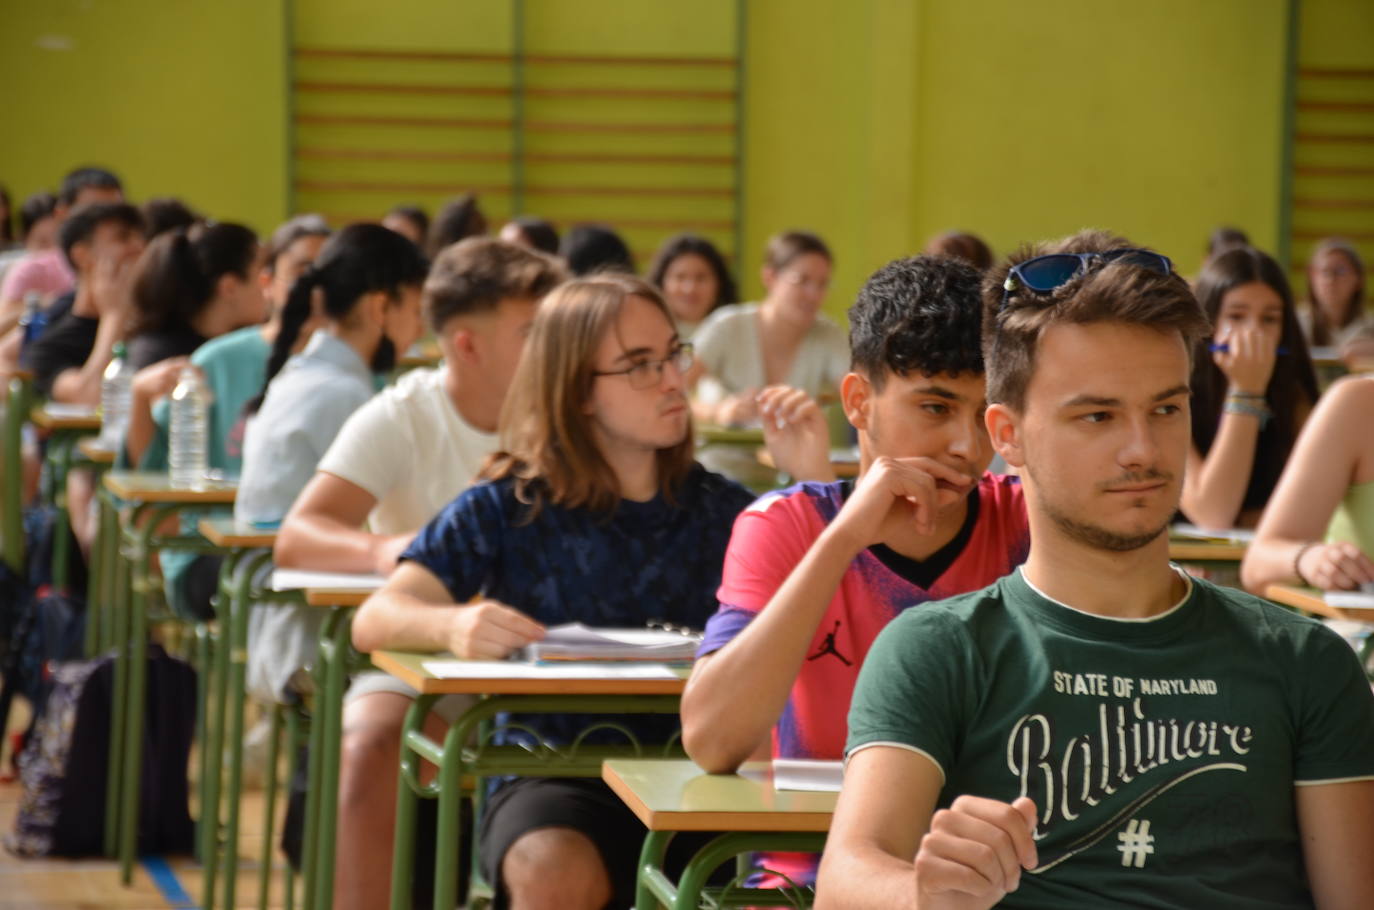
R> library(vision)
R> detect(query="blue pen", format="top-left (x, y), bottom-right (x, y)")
top-left (1209, 343), bottom-right (1289, 355)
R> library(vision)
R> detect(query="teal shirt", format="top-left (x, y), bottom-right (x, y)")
top-left (846, 569), bottom-right (1374, 909)
top-left (135, 326), bottom-right (269, 616)
top-left (138, 325), bottom-right (270, 477)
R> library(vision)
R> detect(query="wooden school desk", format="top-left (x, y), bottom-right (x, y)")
top-left (373, 650), bottom-right (690, 910)
top-left (30, 402), bottom-right (101, 590)
top-left (195, 517), bottom-right (285, 910)
top-left (756, 446), bottom-right (860, 479)
top-left (99, 471), bottom-right (236, 883)
top-left (261, 569), bottom-right (384, 910)
top-left (603, 758), bottom-right (835, 910)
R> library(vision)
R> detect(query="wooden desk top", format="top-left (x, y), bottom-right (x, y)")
top-left (103, 470), bottom-right (238, 503)
top-left (696, 424), bottom-right (765, 446)
top-left (76, 437), bottom-right (116, 464)
top-left (371, 650), bottom-right (690, 696)
top-left (303, 588), bottom-right (370, 607)
top-left (756, 447), bottom-right (860, 479)
top-left (1167, 539), bottom-right (1247, 562)
top-left (30, 404), bottom-right (101, 431)
top-left (197, 516), bottom-right (277, 548)
top-left (603, 759), bottom-right (836, 832)
top-left (1264, 584), bottom-right (1364, 621)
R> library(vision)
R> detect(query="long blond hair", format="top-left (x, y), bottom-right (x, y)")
top-left (480, 274), bottom-right (695, 517)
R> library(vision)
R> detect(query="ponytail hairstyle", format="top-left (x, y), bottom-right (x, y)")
top-left (243, 222), bottom-right (429, 415)
top-left (131, 221), bottom-right (258, 336)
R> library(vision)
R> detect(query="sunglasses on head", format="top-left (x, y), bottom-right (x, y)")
top-left (1001, 249), bottom-right (1174, 309)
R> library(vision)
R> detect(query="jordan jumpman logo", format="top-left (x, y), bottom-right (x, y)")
top-left (807, 620), bottom-right (852, 665)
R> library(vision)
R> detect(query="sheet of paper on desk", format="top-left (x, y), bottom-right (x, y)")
top-left (270, 568), bottom-right (387, 592)
top-left (526, 623), bottom-right (702, 661)
top-left (1326, 587), bottom-right (1374, 610)
top-left (43, 402), bottom-right (99, 419)
top-left (1170, 523), bottom-right (1256, 544)
top-left (773, 758), bottom-right (844, 792)
top-left (422, 660), bottom-right (682, 680)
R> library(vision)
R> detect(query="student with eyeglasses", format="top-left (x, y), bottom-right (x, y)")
top-left (1181, 246), bottom-right (1319, 531)
top-left (815, 229), bottom-right (1374, 910)
top-left (689, 229), bottom-right (849, 428)
top-left (352, 274), bottom-right (756, 910)
top-left (1299, 237), bottom-right (1373, 367)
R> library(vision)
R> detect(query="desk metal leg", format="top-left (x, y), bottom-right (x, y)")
top-left (390, 694), bottom-right (440, 910)
top-left (635, 830), bottom-right (676, 910)
top-left (256, 701), bottom-right (285, 910)
top-left (201, 549), bottom-right (247, 908)
top-left (219, 550), bottom-right (273, 910)
top-left (310, 608), bottom-right (353, 910)
top-left (102, 521), bottom-right (134, 858)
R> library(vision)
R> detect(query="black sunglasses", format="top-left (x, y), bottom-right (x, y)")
top-left (1001, 249), bottom-right (1173, 309)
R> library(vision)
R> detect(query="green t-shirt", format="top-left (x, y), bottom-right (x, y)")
top-left (846, 568), bottom-right (1374, 909)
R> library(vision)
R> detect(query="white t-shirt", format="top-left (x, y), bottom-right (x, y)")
top-left (317, 366), bottom-right (498, 534)
top-left (693, 302), bottom-right (849, 402)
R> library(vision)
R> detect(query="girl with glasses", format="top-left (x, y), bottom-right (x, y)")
top-left (1300, 237), bottom-right (1373, 366)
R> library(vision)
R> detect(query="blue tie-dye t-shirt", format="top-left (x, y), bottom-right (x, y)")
top-left (400, 464), bottom-right (755, 748)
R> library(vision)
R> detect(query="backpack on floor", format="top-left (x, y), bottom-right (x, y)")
top-left (3, 644), bottom-right (197, 858)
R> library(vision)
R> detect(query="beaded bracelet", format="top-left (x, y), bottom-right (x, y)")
top-left (1293, 541), bottom-right (1320, 587)
top-left (1223, 397), bottom-right (1272, 428)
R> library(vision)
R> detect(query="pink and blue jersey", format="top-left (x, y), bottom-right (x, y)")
top-left (697, 473), bottom-right (1030, 885)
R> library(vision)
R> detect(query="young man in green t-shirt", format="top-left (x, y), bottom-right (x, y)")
top-left (816, 229), bottom-right (1374, 909)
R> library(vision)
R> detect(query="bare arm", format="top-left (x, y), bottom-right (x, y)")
top-left (815, 747), bottom-right (1037, 910)
top-left (1296, 780), bottom-right (1374, 909)
top-left (1180, 328), bottom-right (1276, 530)
top-left (1242, 377), bottom-right (1374, 593)
top-left (275, 471), bottom-right (414, 576)
top-left (49, 309), bottom-right (121, 405)
top-left (680, 456), bottom-right (974, 773)
top-left (758, 385), bottom-right (836, 482)
top-left (124, 357), bottom-right (191, 465)
top-left (351, 560), bottom-right (545, 657)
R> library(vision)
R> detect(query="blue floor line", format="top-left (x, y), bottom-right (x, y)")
top-left (141, 855), bottom-right (198, 909)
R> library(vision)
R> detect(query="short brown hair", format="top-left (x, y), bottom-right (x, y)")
top-left (424, 236), bottom-right (566, 332)
top-left (983, 229), bottom-right (1208, 411)
top-left (480, 274), bottom-right (695, 517)
top-left (764, 229), bottom-right (831, 271)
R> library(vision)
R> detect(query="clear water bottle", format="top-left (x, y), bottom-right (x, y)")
top-left (17, 291), bottom-right (44, 347)
top-left (98, 342), bottom-right (134, 449)
top-left (169, 366), bottom-right (209, 488)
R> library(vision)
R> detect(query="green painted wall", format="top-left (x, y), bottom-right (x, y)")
top-left (4, 0), bottom-right (1310, 323)
top-left (0, 0), bottom-right (288, 235)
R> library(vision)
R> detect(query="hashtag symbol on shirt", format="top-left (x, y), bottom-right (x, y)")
top-left (1116, 819), bottom-right (1155, 868)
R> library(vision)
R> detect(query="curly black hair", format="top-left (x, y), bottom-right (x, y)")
top-left (847, 255), bottom-right (985, 388)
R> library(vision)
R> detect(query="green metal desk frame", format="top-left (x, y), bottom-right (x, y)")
top-left (391, 692), bottom-right (685, 910)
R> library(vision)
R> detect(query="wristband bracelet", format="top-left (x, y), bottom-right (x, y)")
top-left (1292, 541), bottom-right (1320, 587)
top-left (1223, 397), bottom-right (1272, 428)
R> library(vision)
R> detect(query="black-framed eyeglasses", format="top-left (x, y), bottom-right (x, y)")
top-left (592, 342), bottom-right (695, 390)
top-left (1001, 249), bottom-right (1173, 309)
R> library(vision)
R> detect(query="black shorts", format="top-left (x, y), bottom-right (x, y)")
top-left (479, 777), bottom-right (728, 909)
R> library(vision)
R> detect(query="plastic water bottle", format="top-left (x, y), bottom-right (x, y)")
top-left (17, 291), bottom-right (44, 347)
top-left (98, 342), bottom-right (134, 449)
top-left (169, 366), bottom-right (209, 488)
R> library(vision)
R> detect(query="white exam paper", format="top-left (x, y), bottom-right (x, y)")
top-left (772, 758), bottom-right (844, 793)
top-left (270, 568), bottom-right (387, 592)
top-left (421, 660), bottom-right (681, 680)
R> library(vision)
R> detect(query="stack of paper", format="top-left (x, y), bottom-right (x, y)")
top-left (1327, 585), bottom-right (1374, 611)
top-left (1170, 523), bottom-right (1256, 544)
top-left (270, 568), bottom-right (387, 592)
top-left (772, 758), bottom-right (844, 792)
top-left (523, 623), bottom-right (701, 662)
top-left (421, 659), bottom-right (681, 680)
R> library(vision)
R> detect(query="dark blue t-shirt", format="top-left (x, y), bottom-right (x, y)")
top-left (401, 464), bottom-right (755, 747)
